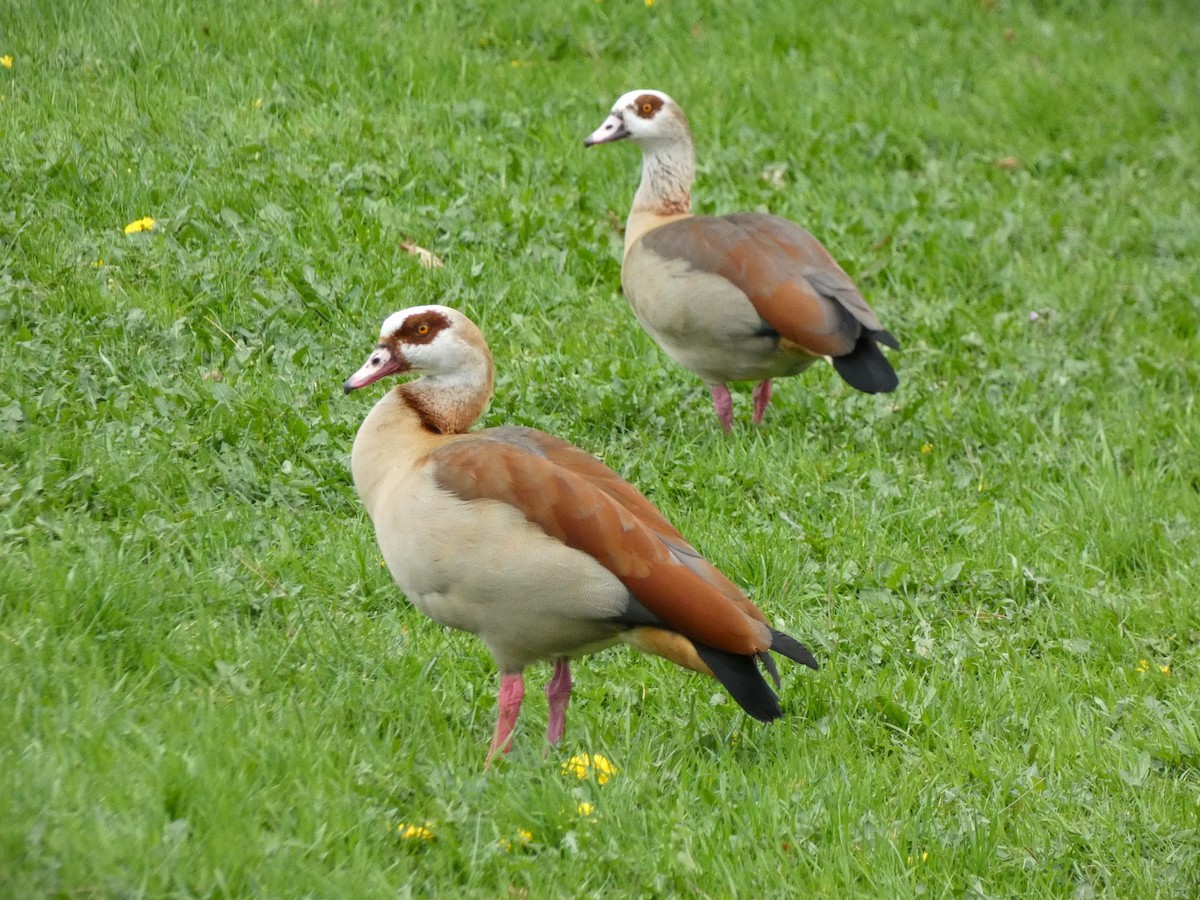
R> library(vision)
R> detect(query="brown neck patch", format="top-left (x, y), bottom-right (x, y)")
top-left (398, 380), bottom-right (490, 437)
top-left (399, 385), bottom-right (449, 434)
top-left (656, 196), bottom-right (691, 215)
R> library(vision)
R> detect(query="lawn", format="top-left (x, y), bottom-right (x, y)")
top-left (1, 0), bottom-right (1198, 896)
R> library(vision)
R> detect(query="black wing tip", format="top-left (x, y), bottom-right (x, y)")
top-left (872, 328), bottom-right (901, 351)
top-left (832, 333), bottom-right (900, 394)
top-left (758, 650), bottom-right (782, 688)
top-left (769, 628), bottom-right (820, 671)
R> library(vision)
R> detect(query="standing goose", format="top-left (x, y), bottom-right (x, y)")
top-left (585, 89), bottom-right (900, 431)
top-left (344, 305), bottom-right (818, 765)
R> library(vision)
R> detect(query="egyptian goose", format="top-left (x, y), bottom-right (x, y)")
top-left (344, 305), bottom-right (818, 764)
top-left (585, 89), bottom-right (900, 431)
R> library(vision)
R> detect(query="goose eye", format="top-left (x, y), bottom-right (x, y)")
top-left (641, 102), bottom-right (653, 114)
top-left (417, 323), bottom-right (430, 335)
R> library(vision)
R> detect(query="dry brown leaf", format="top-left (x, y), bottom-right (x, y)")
top-left (400, 240), bottom-right (445, 269)
top-left (994, 155), bottom-right (1022, 171)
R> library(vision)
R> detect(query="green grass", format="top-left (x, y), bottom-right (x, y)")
top-left (2, 0), bottom-right (1198, 895)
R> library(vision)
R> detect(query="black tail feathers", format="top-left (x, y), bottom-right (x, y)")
top-left (695, 644), bottom-right (783, 722)
top-left (694, 629), bottom-right (819, 723)
top-left (832, 330), bottom-right (899, 394)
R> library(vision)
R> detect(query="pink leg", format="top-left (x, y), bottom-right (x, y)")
top-left (709, 384), bottom-right (734, 432)
top-left (751, 379), bottom-right (773, 425)
top-left (485, 672), bottom-right (525, 766)
top-left (545, 657), bottom-right (572, 746)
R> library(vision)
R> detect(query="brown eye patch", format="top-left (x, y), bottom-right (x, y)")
top-left (633, 93), bottom-right (664, 119)
top-left (398, 309), bottom-right (451, 345)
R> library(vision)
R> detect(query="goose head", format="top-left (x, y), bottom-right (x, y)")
top-left (584, 89), bottom-right (692, 149)
top-left (344, 305), bottom-right (494, 434)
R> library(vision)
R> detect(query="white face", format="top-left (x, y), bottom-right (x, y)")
top-left (584, 89), bottom-right (679, 146)
top-left (344, 305), bottom-right (463, 392)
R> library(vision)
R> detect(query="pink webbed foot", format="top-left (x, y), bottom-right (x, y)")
top-left (486, 672), bottom-right (526, 767)
top-left (751, 379), bottom-right (773, 425)
top-left (709, 384), bottom-right (734, 432)
top-left (545, 657), bottom-right (572, 746)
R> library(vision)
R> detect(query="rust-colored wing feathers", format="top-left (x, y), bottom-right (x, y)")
top-left (641, 212), bottom-right (898, 355)
top-left (427, 429), bottom-right (772, 656)
top-left (491, 427), bottom-right (767, 622)
top-left (489, 427), bottom-right (686, 543)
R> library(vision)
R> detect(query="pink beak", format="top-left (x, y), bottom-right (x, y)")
top-left (584, 113), bottom-right (630, 147)
top-left (343, 348), bottom-right (405, 393)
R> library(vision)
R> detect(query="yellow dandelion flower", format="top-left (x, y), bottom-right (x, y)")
top-left (124, 216), bottom-right (156, 234)
top-left (577, 801), bottom-right (595, 818)
top-left (645, 0), bottom-right (655, 6)
top-left (0, 56), bottom-right (12, 69)
top-left (396, 821), bottom-right (435, 841)
top-left (91, 259), bottom-right (105, 268)
top-left (1136, 659), bottom-right (1149, 673)
top-left (920, 443), bottom-right (933, 454)
top-left (563, 753), bottom-right (617, 784)
top-left (498, 828), bottom-right (533, 853)
top-left (1159, 664), bottom-right (1171, 676)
